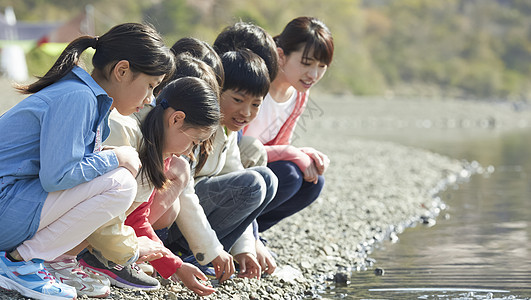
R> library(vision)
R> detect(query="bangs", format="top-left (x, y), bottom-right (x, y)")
top-left (221, 50), bottom-right (270, 98)
top-left (224, 72), bottom-right (270, 98)
top-left (301, 36), bottom-right (334, 66)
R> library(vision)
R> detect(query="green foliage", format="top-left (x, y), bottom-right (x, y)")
top-left (4, 0), bottom-right (530, 99)
top-left (143, 0), bottom-right (200, 37)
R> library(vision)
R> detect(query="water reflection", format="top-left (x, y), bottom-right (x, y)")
top-left (322, 130), bottom-right (531, 299)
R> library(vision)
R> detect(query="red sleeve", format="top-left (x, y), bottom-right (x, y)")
top-left (265, 145), bottom-right (312, 171)
top-left (125, 192), bottom-right (183, 278)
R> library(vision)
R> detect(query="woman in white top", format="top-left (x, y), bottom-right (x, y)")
top-left (244, 16), bottom-right (334, 232)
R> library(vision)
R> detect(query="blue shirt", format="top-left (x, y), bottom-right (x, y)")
top-left (0, 66), bottom-right (119, 251)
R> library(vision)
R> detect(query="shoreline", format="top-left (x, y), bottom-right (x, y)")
top-left (2, 90), bottom-right (531, 299)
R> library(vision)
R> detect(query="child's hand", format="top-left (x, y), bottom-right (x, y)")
top-left (300, 147), bottom-right (330, 175)
top-left (113, 146), bottom-right (141, 177)
top-left (136, 236), bottom-right (173, 262)
top-left (303, 162), bottom-right (319, 184)
top-left (211, 250), bottom-right (235, 283)
top-left (164, 155), bottom-right (190, 182)
top-left (255, 239), bottom-right (277, 275)
top-left (172, 263), bottom-right (216, 296)
top-left (234, 253), bottom-right (261, 279)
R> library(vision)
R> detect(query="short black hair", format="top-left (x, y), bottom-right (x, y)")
top-left (213, 22), bottom-right (278, 82)
top-left (221, 49), bottom-right (270, 98)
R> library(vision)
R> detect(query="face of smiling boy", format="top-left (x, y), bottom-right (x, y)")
top-left (219, 89), bottom-right (263, 132)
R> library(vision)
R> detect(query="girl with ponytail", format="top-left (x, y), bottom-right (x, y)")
top-left (0, 23), bottom-right (174, 299)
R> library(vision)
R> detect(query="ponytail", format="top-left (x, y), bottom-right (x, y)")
top-left (139, 105), bottom-right (167, 189)
top-left (18, 23), bottom-right (174, 94)
top-left (17, 36), bottom-right (97, 94)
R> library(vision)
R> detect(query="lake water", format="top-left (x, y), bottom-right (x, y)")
top-left (321, 128), bottom-right (531, 299)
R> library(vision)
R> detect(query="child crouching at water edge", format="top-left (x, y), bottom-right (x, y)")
top-left (243, 16), bottom-right (334, 232)
top-left (0, 22), bottom-right (174, 300)
top-left (125, 77), bottom-right (221, 296)
top-left (212, 21), bottom-right (281, 270)
top-left (80, 55), bottom-right (228, 296)
top-left (165, 49), bottom-right (278, 278)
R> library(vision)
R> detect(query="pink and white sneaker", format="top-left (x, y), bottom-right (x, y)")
top-left (44, 256), bottom-right (110, 298)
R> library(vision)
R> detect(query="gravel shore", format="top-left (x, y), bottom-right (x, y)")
top-left (2, 84), bottom-right (531, 299)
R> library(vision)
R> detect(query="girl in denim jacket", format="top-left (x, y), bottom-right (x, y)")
top-left (0, 23), bottom-right (174, 300)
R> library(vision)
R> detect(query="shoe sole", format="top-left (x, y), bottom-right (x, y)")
top-left (0, 275), bottom-right (77, 300)
top-left (78, 261), bottom-right (160, 291)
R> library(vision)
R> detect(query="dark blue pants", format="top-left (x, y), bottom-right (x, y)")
top-left (257, 161), bottom-right (324, 232)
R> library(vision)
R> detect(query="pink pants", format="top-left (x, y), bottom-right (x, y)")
top-left (17, 168), bottom-right (137, 261)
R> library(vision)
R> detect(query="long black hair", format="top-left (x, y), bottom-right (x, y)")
top-left (139, 77), bottom-right (220, 189)
top-left (18, 23), bottom-right (174, 94)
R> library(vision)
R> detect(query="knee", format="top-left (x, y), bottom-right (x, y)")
top-left (315, 175), bottom-right (325, 190)
top-left (269, 161), bottom-right (303, 188)
top-left (317, 175), bottom-right (325, 189)
top-left (242, 170), bottom-right (269, 206)
top-left (304, 175), bottom-right (325, 201)
top-left (107, 168), bottom-right (138, 215)
top-left (251, 166), bottom-right (278, 197)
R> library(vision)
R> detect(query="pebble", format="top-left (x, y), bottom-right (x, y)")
top-left (333, 272), bottom-right (349, 285)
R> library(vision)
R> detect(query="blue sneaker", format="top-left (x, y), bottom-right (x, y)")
top-left (0, 251), bottom-right (77, 300)
top-left (181, 255), bottom-right (217, 279)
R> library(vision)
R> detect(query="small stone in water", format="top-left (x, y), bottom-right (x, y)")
top-left (374, 268), bottom-right (385, 276)
top-left (333, 272), bottom-right (348, 285)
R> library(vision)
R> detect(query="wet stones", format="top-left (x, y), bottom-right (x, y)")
top-left (374, 268), bottom-right (385, 276)
top-left (333, 272), bottom-right (349, 285)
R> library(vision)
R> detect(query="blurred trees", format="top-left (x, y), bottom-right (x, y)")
top-left (2, 0), bottom-right (530, 99)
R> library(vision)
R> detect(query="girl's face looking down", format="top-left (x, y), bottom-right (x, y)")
top-left (163, 110), bottom-right (213, 158)
top-left (111, 61), bottom-right (165, 116)
top-left (220, 89), bottom-right (263, 132)
top-left (280, 47), bottom-right (327, 92)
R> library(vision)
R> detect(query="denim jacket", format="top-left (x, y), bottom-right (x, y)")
top-left (0, 66), bottom-right (118, 251)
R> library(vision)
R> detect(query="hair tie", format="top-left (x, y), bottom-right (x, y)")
top-left (92, 36), bottom-right (99, 49)
top-left (160, 98), bottom-right (169, 110)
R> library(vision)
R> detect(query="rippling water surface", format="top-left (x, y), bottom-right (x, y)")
top-left (322, 129), bottom-right (531, 299)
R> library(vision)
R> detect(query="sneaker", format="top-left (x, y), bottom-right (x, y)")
top-left (80, 264), bottom-right (111, 287)
top-left (181, 255), bottom-right (217, 279)
top-left (0, 251), bottom-right (77, 300)
top-left (78, 251), bottom-right (160, 291)
top-left (44, 257), bottom-right (110, 298)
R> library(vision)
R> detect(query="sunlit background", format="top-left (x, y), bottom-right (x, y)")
top-left (0, 0), bottom-right (530, 100)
